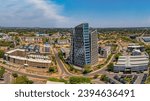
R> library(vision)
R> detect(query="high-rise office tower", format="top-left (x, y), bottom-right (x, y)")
top-left (70, 23), bottom-right (98, 67)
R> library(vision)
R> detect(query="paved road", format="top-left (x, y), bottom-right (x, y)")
top-left (87, 54), bottom-right (115, 76)
top-left (4, 72), bottom-right (11, 84)
top-left (87, 45), bottom-right (120, 76)
top-left (51, 43), bottom-right (121, 78)
top-left (0, 42), bottom-right (121, 83)
top-left (53, 48), bottom-right (76, 77)
top-left (136, 30), bottom-right (147, 43)
top-left (0, 52), bottom-right (76, 81)
top-left (91, 79), bottom-right (105, 84)
top-left (135, 74), bottom-right (144, 84)
top-left (107, 75), bottom-right (122, 84)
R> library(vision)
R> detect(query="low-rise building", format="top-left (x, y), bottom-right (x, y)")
top-left (51, 32), bottom-right (61, 39)
top-left (42, 43), bottom-right (51, 53)
top-left (99, 46), bottom-right (111, 58)
top-left (0, 33), bottom-right (5, 36)
top-left (114, 43), bottom-right (149, 73)
top-left (57, 39), bottom-right (69, 45)
top-left (8, 32), bottom-right (19, 35)
top-left (127, 43), bottom-right (145, 52)
top-left (4, 48), bottom-right (51, 68)
top-left (21, 44), bottom-right (40, 53)
top-left (131, 49), bottom-right (141, 56)
top-left (129, 35), bottom-right (137, 39)
top-left (114, 55), bottom-right (149, 72)
top-left (21, 37), bottom-right (43, 43)
top-left (60, 48), bottom-right (70, 59)
top-left (0, 34), bottom-right (13, 41)
top-left (36, 32), bottom-right (49, 37)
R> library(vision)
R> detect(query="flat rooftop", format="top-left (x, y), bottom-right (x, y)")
top-left (115, 55), bottom-right (149, 67)
top-left (60, 48), bottom-right (70, 53)
top-left (5, 49), bottom-right (51, 64)
top-left (142, 37), bottom-right (150, 42)
top-left (6, 49), bottom-right (25, 54)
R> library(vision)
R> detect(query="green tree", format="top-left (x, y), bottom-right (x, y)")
top-left (58, 51), bottom-right (64, 60)
top-left (114, 53), bottom-right (122, 61)
top-left (43, 38), bottom-right (49, 43)
top-left (145, 46), bottom-right (150, 55)
top-left (69, 76), bottom-right (91, 84)
top-left (0, 67), bottom-right (5, 78)
top-left (9, 43), bottom-right (15, 48)
top-left (0, 50), bottom-right (5, 58)
top-left (83, 65), bottom-right (92, 74)
top-left (97, 64), bottom-right (103, 69)
top-left (48, 77), bottom-right (67, 84)
top-left (48, 67), bottom-right (56, 73)
top-left (12, 73), bottom-right (18, 78)
top-left (68, 64), bottom-right (74, 71)
top-left (107, 63), bottom-right (114, 72)
top-left (93, 74), bottom-right (99, 79)
top-left (13, 76), bottom-right (33, 84)
top-left (100, 75), bottom-right (109, 82)
top-left (15, 36), bottom-right (20, 45)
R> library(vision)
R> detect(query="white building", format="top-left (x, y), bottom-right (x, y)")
top-left (99, 46), bottom-right (111, 58)
top-left (57, 39), bottom-right (69, 45)
top-left (132, 49), bottom-right (141, 56)
top-left (127, 43), bottom-right (145, 52)
top-left (60, 48), bottom-right (70, 59)
top-left (36, 32), bottom-right (49, 37)
top-left (114, 55), bottom-right (149, 72)
top-left (4, 49), bottom-right (51, 68)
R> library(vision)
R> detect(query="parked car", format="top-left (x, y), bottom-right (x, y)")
top-left (114, 75), bottom-right (120, 81)
top-left (130, 75), bottom-right (138, 84)
top-left (141, 74), bottom-right (147, 84)
top-left (120, 78), bottom-right (126, 84)
top-left (108, 78), bottom-right (116, 84)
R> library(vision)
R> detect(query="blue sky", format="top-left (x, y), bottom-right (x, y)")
top-left (0, 0), bottom-right (150, 28)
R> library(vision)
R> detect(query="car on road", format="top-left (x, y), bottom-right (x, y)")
top-left (141, 74), bottom-right (148, 84)
top-left (108, 78), bottom-right (116, 84)
top-left (130, 75), bottom-right (138, 84)
top-left (119, 78), bottom-right (126, 84)
top-left (114, 75), bottom-right (120, 81)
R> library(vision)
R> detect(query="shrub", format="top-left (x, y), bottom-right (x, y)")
top-left (13, 76), bottom-right (33, 84)
top-left (107, 63), bottom-right (114, 72)
top-left (69, 76), bottom-right (91, 84)
top-left (48, 67), bottom-right (56, 73)
top-left (0, 67), bottom-right (5, 78)
top-left (12, 73), bottom-right (18, 78)
top-left (100, 75), bottom-right (109, 82)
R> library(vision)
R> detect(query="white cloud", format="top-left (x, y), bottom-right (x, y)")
top-left (0, 0), bottom-right (68, 27)
top-left (26, 0), bottom-right (67, 22)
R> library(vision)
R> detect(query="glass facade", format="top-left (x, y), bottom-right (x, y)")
top-left (70, 23), bottom-right (98, 67)
top-left (83, 23), bottom-right (91, 64)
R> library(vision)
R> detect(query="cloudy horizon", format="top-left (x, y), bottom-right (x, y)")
top-left (0, 0), bottom-right (150, 28)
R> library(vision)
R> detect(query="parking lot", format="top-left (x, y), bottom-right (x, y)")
top-left (107, 73), bottom-right (148, 84)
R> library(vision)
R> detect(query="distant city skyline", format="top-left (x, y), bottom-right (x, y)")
top-left (1, 0), bottom-right (150, 28)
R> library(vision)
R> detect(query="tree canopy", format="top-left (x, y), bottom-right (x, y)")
top-left (13, 76), bottom-right (33, 84)
top-left (69, 76), bottom-right (91, 84)
top-left (0, 50), bottom-right (5, 58)
top-left (0, 67), bottom-right (5, 78)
